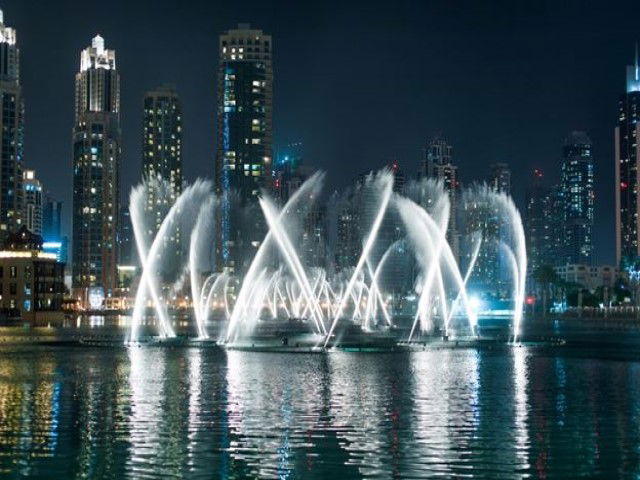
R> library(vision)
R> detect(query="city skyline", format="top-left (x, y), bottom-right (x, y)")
top-left (2, 1), bottom-right (640, 264)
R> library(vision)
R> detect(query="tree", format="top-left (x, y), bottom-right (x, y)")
top-left (532, 264), bottom-right (560, 316)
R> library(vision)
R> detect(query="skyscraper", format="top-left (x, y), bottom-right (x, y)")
top-left (0, 10), bottom-right (23, 237)
top-left (418, 137), bottom-right (459, 257)
top-left (561, 131), bottom-right (594, 265)
top-left (142, 85), bottom-right (183, 238)
top-left (615, 47), bottom-right (640, 265)
top-left (525, 169), bottom-right (562, 273)
top-left (489, 162), bottom-right (511, 194)
top-left (42, 196), bottom-right (62, 241)
top-left (117, 206), bottom-right (134, 266)
top-left (215, 24), bottom-right (273, 271)
top-left (22, 169), bottom-right (42, 235)
top-left (72, 35), bottom-right (120, 294)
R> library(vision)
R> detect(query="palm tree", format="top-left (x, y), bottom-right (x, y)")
top-left (532, 264), bottom-right (559, 317)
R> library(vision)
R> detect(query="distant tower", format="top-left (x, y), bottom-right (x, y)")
top-left (215, 24), bottom-right (273, 272)
top-left (525, 169), bottom-right (562, 272)
top-left (489, 162), bottom-right (511, 195)
top-left (118, 206), bottom-right (134, 266)
top-left (72, 35), bottom-right (120, 294)
top-left (616, 45), bottom-right (640, 265)
top-left (22, 169), bottom-right (42, 235)
top-left (561, 131), bottom-right (594, 265)
top-left (141, 84), bottom-right (183, 269)
top-left (0, 10), bottom-right (24, 237)
top-left (418, 137), bottom-right (459, 257)
top-left (43, 196), bottom-right (62, 241)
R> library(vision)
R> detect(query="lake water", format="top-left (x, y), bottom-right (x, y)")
top-left (0, 345), bottom-right (639, 478)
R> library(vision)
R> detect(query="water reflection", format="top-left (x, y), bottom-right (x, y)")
top-left (0, 346), bottom-right (639, 478)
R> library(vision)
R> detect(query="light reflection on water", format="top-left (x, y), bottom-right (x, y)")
top-left (0, 346), bottom-right (639, 478)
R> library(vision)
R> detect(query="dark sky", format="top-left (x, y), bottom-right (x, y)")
top-left (3, 0), bottom-right (640, 263)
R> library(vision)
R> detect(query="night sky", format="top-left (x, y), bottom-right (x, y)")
top-left (3, 0), bottom-right (640, 264)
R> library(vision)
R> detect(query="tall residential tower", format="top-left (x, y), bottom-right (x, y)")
top-left (215, 24), bottom-right (273, 271)
top-left (561, 131), bottom-right (594, 265)
top-left (23, 169), bottom-right (42, 236)
top-left (0, 10), bottom-right (23, 237)
top-left (72, 35), bottom-right (120, 294)
top-left (141, 85), bottom-right (183, 275)
top-left (615, 47), bottom-right (640, 265)
top-left (418, 137), bottom-right (459, 257)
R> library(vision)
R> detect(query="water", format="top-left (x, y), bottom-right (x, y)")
top-left (0, 346), bottom-right (639, 478)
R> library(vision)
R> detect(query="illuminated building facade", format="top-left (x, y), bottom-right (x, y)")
top-left (0, 10), bottom-right (24, 237)
top-left (72, 35), bottom-right (120, 294)
top-left (525, 169), bottom-right (559, 272)
top-left (0, 227), bottom-right (64, 323)
top-left (215, 24), bottom-right (272, 272)
top-left (615, 47), bottom-right (640, 265)
top-left (142, 85), bottom-right (182, 248)
top-left (489, 162), bottom-right (511, 194)
top-left (117, 206), bottom-right (134, 267)
top-left (43, 197), bottom-right (62, 241)
top-left (561, 131), bottom-right (594, 265)
top-left (418, 137), bottom-right (459, 258)
top-left (23, 169), bottom-right (42, 236)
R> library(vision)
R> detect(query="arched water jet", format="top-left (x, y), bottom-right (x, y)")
top-left (324, 172), bottom-right (394, 347)
top-left (259, 197), bottom-right (326, 334)
top-left (129, 179), bottom-right (213, 342)
top-left (395, 196), bottom-right (478, 339)
top-left (189, 197), bottom-right (216, 339)
top-left (225, 172), bottom-right (326, 343)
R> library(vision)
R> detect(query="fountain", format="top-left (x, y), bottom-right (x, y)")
top-left (127, 169), bottom-right (527, 348)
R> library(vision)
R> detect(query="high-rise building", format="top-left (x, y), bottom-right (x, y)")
top-left (525, 169), bottom-right (562, 273)
top-left (615, 47), bottom-right (640, 265)
top-left (117, 206), bottom-right (134, 266)
top-left (561, 131), bottom-right (594, 265)
top-left (42, 196), bottom-right (67, 265)
top-left (22, 169), bottom-right (42, 235)
top-left (42, 196), bottom-right (62, 241)
top-left (215, 24), bottom-right (273, 271)
top-left (273, 142), bottom-right (303, 204)
top-left (418, 137), bottom-right (459, 257)
top-left (0, 10), bottom-right (23, 237)
top-left (142, 85), bottom-right (183, 240)
top-left (72, 35), bottom-right (120, 295)
top-left (489, 162), bottom-right (511, 194)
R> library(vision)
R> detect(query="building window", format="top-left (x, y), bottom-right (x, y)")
top-left (9, 266), bottom-right (16, 279)
top-left (9, 283), bottom-right (16, 295)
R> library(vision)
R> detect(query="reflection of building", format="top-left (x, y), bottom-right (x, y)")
top-left (0, 226), bottom-right (64, 323)
top-left (418, 137), bottom-right (458, 258)
top-left (215, 24), bottom-right (272, 271)
top-left (72, 35), bottom-right (120, 294)
top-left (0, 10), bottom-right (24, 237)
top-left (23, 169), bottom-right (42, 235)
top-left (554, 264), bottom-right (618, 290)
top-left (561, 131), bottom-right (594, 265)
top-left (142, 85), bottom-right (183, 256)
top-left (615, 47), bottom-right (640, 264)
